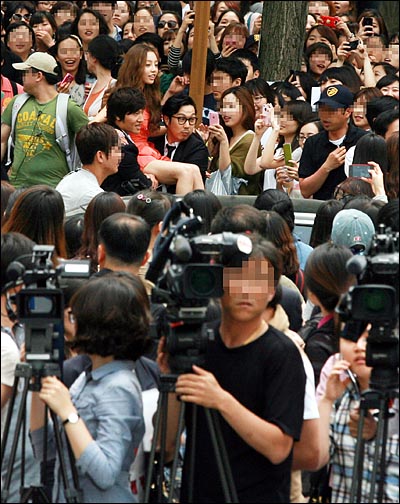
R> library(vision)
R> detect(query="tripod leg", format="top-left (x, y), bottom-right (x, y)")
top-left (1, 375), bottom-right (21, 464)
top-left (157, 391), bottom-right (170, 504)
top-left (350, 406), bottom-right (367, 502)
top-left (1, 375), bottom-right (29, 502)
top-left (377, 404), bottom-right (390, 504)
top-left (167, 401), bottom-right (185, 503)
top-left (186, 404), bottom-right (198, 503)
top-left (144, 390), bottom-right (168, 503)
top-left (369, 401), bottom-right (386, 503)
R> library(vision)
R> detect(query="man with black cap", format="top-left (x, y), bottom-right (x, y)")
top-left (1, 52), bottom-right (88, 188)
top-left (299, 85), bottom-right (367, 200)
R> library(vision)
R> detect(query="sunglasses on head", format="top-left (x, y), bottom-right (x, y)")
top-left (12, 13), bottom-right (31, 21)
top-left (158, 20), bottom-right (178, 29)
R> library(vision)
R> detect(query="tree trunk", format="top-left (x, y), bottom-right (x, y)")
top-left (259, 1), bottom-right (308, 82)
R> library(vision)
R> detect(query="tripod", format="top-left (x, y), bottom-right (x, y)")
top-left (144, 374), bottom-right (238, 503)
top-left (1, 362), bottom-right (81, 504)
top-left (350, 375), bottom-right (398, 503)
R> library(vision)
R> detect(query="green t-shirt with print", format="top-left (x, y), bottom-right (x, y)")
top-left (2, 94), bottom-right (88, 188)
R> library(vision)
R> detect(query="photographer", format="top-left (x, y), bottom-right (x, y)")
top-left (157, 236), bottom-right (306, 503)
top-left (30, 272), bottom-right (152, 503)
top-left (317, 323), bottom-right (399, 503)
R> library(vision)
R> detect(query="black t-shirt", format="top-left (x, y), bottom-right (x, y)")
top-left (299, 124), bottom-right (367, 200)
top-left (180, 323), bottom-right (306, 503)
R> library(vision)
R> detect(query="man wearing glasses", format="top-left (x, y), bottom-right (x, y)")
top-left (149, 92), bottom-right (209, 192)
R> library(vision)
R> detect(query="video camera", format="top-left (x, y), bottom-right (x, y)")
top-left (336, 225), bottom-right (399, 389)
top-left (146, 200), bottom-right (252, 374)
top-left (5, 245), bottom-right (90, 385)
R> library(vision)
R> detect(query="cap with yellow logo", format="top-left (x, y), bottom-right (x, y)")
top-left (316, 85), bottom-right (354, 109)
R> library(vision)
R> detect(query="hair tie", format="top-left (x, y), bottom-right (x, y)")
top-left (137, 194), bottom-right (152, 204)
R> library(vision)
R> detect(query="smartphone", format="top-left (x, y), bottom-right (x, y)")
top-left (59, 73), bottom-right (74, 86)
top-left (349, 164), bottom-right (371, 178)
top-left (283, 143), bottom-right (293, 165)
top-left (348, 39), bottom-right (360, 50)
top-left (362, 17), bottom-right (374, 26)
top-left (209, 111), bottom-right (220, 126)
top-left (262, 104), bottom-right (271, 126)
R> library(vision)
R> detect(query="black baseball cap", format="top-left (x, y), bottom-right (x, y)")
top-left (316, 85), bottom-right (354, 109)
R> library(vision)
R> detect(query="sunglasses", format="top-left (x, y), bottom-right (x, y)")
top-left (12, 13), bottom-right (31, 21)
top-left (158, 20), bottom-right (178, 29)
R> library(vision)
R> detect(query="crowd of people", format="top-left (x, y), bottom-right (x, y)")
top-left (1, 1), bottom-right (399, 503)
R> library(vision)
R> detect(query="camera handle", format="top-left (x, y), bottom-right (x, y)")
top-left (1, 363), bottom-right (81, 504)
top-left (144, 374), bottom-right (238, 503)
top-left (350, 387), bottom-right (398, 503)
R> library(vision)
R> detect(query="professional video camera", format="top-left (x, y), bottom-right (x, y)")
top-left (145, 199), bottom-right (252, 374)
top-left (336, 224), bottom-right (399, 390)
top-left (5, 245), bottom-right (90, 384)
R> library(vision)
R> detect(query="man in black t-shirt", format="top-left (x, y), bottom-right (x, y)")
top-left (158, 237), bottom-right (306, 503)
top-left (299, 85), bottom-right (367, 200)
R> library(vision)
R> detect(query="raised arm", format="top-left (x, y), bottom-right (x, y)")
top-left (1, 124), bottom-right (11, 163)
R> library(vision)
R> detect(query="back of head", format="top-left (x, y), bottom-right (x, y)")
top-left (304, 242), bottom-right (354, 311)
top-left (331, 208), bottom-right (375, 254)
top-left (76, 122), bottom-right (119, 165)
top-left (98, 212), bottom-right (151, 266)
top-left (183, 190), bottom-right (222, 234)
top-left (366, 95), bottom-right (399, 130)
top-left (210, 204), bottom-right (266, 236)
top-left (352, 132), bottom-right (388, 172)
top-left (87, 34), bottom-right (122, 77)
top-left (373, 109), bottom-right (399, 138)
top-left (1, 232), bottom-right (36, 290)
top-left (343, 195), bottom-right (385, 229)
top-left (254, 189), bottom-right (295, 232)
top-left (213, 56), bottom-right (248, 84)
top-left (377, 199), bottom-right (399, 232)
top-left (64, 214), bottom-right (84, 259)
top-left (126, 190), bottom-right (171, 230)
top-left (318, 65), bottom-right (361, 94)
top-left (309, 199), bottom-right (344, 248)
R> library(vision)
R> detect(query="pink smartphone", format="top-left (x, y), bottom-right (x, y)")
top-left (59, 73), bottom-right (74, 86)
top-left (262, 104), bottom-right (272, 126)
top-left (209, 111), bottom-right (220, 126)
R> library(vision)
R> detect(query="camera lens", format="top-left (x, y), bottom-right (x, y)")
top-left (188, 267), bottom-right (218, 297)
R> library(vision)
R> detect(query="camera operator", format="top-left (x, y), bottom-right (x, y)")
top-left (30, 272), bottom-right (152, 503)
top-left (157, 236), bottom-right (306, 503)
top-left (317, 323), bottom-right (399, 503)
top-left (1, 232), bottom-right (41, 501)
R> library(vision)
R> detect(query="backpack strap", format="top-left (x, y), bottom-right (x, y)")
top-left (6, 93), bottom-right (31, 166)
top-left (10, 80), bottom-right (19, 96)
top-left (55, 93), bottom-right (74, 172)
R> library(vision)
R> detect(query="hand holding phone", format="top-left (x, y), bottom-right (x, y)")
top-left (319, 15), bottom-right (341, 28)
top-left (209, 111), bottom-right (220, 126)
top-left (262, 104), bottom-right (273, 127)
top-left (59, 73), bottom-right (74, 86)
top-left (349, 164), bottom-right (372, 178)
top-left (348, 39), bottom-right (360, 50)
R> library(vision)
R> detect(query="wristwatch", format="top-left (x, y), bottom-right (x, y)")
top-left (62, 412), bottom-right (80, 426)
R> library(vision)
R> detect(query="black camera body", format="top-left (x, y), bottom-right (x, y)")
top-left (6, 245), bottom-right (90, 381)
top-left (337, 226), bottom-right (399, 389)
top-left (146, 200), bottom-right (252, 373)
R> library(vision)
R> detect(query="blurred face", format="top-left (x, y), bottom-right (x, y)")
top-left (141, 51), bottom-right (158, 85)
top-left (318, 104), bottom-right (352, 131)
top-left (383, 44), bottom-right (399, 68)
top-left (222, 32), bottom-right (246, 51)
top-left (299, 122), bottom-right (320, 148)
top-left (78, 13), bottom-right (100, 45)
top-left (351, 97), bottom-right (369, 129)
top-left (252, 93), bottom-right (267, 118)
top-left (380, 81), bottom-right (399, 100)
top-left (122, 21), bottom-right (134, 40)
top-left (133, 9), bottom-right (155, 36)
top-left (279, 109), bottom-right (298, 137)
top-left (7, 26), bottom-right (33, 58)
top-left (187, 27), bottom-right (195, 49)
top-left (211, 71), bottom-right (234, 102)
top-left (105, 144), bottom-right (122, 173)
top-left (36, 1), bottom-right (56, 11)
top-left (116, 109), bottom-right (144, 134)
top-left (57, 37), bottom-right (83, 74)
top-left (21, 68), bottom-right (39, 93)
top-left (308, 1), bottom-right (330, 16)
top-left (222, 258), bottom-right (275, 323)
top-left (157, 13), bottom-right (179, 37)
top-left (165, 104), bottom-right (197, 143)
top-left (113, 1), bottom-right (131, 28)
top-left (365, 36), bottom-right (385, 63)
top-left (217, 11), bottom-right (240, 28)
top-left (308, 51), bottom-right (331, 76)
top-left (221, 93), bottom-right (244, 129)
top-left (306, 29), bottom-right (333, 50)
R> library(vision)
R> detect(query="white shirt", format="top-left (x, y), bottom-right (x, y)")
top-left (1, 330), bottom-right (20, 438)
top-left (56, 169), bottom-right (103, 215)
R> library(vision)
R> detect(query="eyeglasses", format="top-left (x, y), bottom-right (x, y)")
top-left (158, 20), bottom-right (178, 29)
top-left (12, 13), bottom-right (31, 21)
top-left (172, 115), bottom-right (197, 125)
top-left (253, 95), bottom-right (265, 102)
top-left (299, 133), bottom-right (316, 142)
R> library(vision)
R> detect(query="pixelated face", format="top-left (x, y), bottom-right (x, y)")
top-left (106, 142), bottom-right (122, 172)
top-left (57, 38), bottom-right (82, 74)
top-left (222, 33), bottom-right (246, 50)
top-left (221, 93), bottom-right (243, 128)
top-left (351, 98), bottom-right (368, 129)
top-left (113, 1), bottom-right (131, 28)
top-left (7, 26), bottom-right (33, 55)
top-left (299, 122), bottom-right (319, 148)
top-left (318, 104), bottom-right (352, 131)
top-left (308, 1), bottom-right (330, 16)
top-left (221, 258), bottom-right (275, 322)
top-left (54, 8), bottom-right (76, 27)
top-left (133, 9), bottom-right (156, 36)
top-left (252, 93), bottom-right (267, 117)
top-left (165, 105), bottom-right (197, 142)
top-left (383, 44), bottom-right (399, 68)
top-left (142, 51), bottom-right (158, 84)
top-left (91, 2), bottom-right (115, 23)
top-left (78, 13), bottom-right (100, 43)
top-left (211, 71), bottom-right (233, 101)
top-left (279, 110), bottom-right (298, 136)
top-left (308, 51), bottom-right (331, 76)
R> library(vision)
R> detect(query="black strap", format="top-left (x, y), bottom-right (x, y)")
top-left (10, 80), bottom-right (18, 96)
